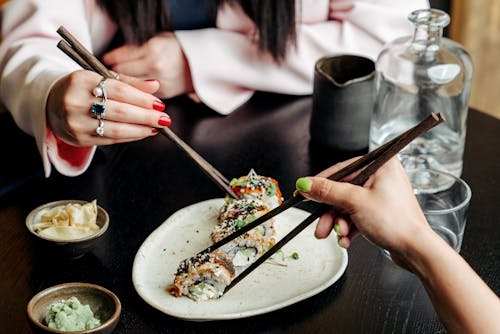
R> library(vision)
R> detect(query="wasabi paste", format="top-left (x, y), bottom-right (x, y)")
top-left (45, 296), bottom-right (101, 331)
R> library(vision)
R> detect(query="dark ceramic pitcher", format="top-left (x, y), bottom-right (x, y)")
top-left (310, 55), bottom-right (375, 151)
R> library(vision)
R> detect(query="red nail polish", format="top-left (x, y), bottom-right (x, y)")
top-left (158, 115), bottom-right (171, 127)
top-left (152, 128), bottom-right (159, 134)
top-left (153, 100), bottom-right (165, 112)
top-left (146, 79), bottom-right (158, 82)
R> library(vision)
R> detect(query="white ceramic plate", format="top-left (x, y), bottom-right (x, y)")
top-left (132, 198), bottom-right (348, 321)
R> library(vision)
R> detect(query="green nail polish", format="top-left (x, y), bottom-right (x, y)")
top-left (334, 224), bottom-right (340, 235)
top-left (337, 237), bottom-right (343, 247)
top-left (296, 177), bottom-right (312, 192)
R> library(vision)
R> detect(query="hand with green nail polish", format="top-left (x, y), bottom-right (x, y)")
top-left (295, 157), bottom-right (429, 255)
top-left (295, 156), bottom-right (500, 333)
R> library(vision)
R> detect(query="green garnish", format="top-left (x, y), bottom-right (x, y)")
top-left (266, 183), bottom-right (276, 196)
top-left (229, 178), bottom-right (238, 186)
top-left (234, 220), bottom-right (247, 228)
top-left (250, 179), bottom-right (261, 187)
top-left (255, 226), bottom-right (265, 235)
top-left (189, 286), bottom-right (203, 295)
top-left (291, 252), bottom-right (299, 260)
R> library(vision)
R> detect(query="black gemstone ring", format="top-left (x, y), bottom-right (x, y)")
top-left (91, 78), bottom-right (107, 136)
top-left (91, 78), bottom-right (107, 119)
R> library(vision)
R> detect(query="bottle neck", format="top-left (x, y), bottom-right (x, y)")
top-left (411, 24), bottom-right (443, 53)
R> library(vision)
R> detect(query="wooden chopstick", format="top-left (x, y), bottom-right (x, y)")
top-left (55, 25), bottom-right (238, 199)
top-left (57, 26), bottom-right (116, 79)
top-left (57, 40), bottom-right (94, 71)
top-left (159, 127), bottom-right (238, 198)
top-left (223, 112), bottom-right (445, 293)
top-left (198, 112), bottom-right (444, 256)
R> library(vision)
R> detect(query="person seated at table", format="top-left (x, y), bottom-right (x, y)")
top-left (295, 157), bottom-right (500, 334)
top-left (0, 0), bottom-right (427, 178)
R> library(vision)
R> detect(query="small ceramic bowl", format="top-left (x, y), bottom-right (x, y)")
top-left (26, 200), bottom-right (109, 259)
top-left (27, 282), bottom-right (121, 334)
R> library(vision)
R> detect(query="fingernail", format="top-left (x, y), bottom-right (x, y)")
top-left (337, 237), bottom-right (344, 248)
top-left (158, 115), bottom-right (171, 127)
top-left (153, 100), bottom-right (165, 112)
top-left (152, 128), bottom-right (159, 134)
top-left (296, 177), bottom-right (312, 192)
top-left (334, 224), bottom-right (340, 235)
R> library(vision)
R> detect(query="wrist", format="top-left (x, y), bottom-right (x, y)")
top-left (401, 224), bottom-right (456, 279)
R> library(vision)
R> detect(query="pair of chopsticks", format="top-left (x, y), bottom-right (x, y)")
top-left (214, 112), bottom-right (444, 293)
top-left (56, 26), bottom-right (238, 199)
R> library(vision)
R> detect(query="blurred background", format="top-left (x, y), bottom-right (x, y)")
top-left (0, 0), bottom-right (498, 119)
top-left (432, 0), bottom-right (500, 119)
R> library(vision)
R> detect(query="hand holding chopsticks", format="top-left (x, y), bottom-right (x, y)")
top-left (213, 112), bottom-right (444, 293)
top-left (56, 25), bottom-right (238, 198)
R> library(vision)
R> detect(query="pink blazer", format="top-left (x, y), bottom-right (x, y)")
top-left (0, 0), bottom-right (428, 177)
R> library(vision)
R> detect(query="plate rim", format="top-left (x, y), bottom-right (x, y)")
top-left (132, 198), bottom-right (348, 321)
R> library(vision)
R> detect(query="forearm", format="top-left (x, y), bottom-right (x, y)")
top-left (408, 230), bottom-right (500, 333)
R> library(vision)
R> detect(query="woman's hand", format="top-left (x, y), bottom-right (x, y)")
top-left (295, 157), bottom-right (433, 267)
top-left (46, 70), bottom-right (171, 147)
top-left (102, 32), bottom-right (193, 99)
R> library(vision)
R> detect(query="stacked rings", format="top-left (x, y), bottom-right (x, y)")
top-left (91, 78), bottom-right (107, 137)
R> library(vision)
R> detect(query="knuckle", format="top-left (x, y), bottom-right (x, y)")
top-left (68, 70), bottom-right (95, 86)
top-left (317, 180), bottom-right (334, 203)
top-left (104, 125), bottom-right (118, 138)
top-left (112, 83), bottom-right (127, 97)
top-left (111, 104), bottom-right (125, 117)
top-left (342, 186), bottom-right (356, 203)
top-left (149, 60), bottom-right (164, 73)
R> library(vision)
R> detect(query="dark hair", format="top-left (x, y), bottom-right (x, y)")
top-left (96, 0), bottom-right (297, 61)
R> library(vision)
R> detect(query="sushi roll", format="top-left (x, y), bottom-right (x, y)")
top-left (168, 250), bottom-right (235, 301)
top-left (168, 172), bottom-right (283, 301)
top-left (229, 169), bottom-right (283, 210)
top-left (212, 198), bottom-right (276, 269)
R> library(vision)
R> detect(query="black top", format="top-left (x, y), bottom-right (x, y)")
top-left (165, 0), bottom-right (216, 30)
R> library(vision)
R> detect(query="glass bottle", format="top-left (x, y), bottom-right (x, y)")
top-left (369, 9), bottom-right (473, 180)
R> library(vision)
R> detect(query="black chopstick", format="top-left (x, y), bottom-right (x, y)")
top-left (56, 25), bottom-right (238, 199)
top-left (224, 112), bottom-right (444, 293)
top-left (198, 112), bottom-right (444, 256)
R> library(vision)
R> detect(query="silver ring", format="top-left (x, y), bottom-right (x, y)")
top-left (96, 118), bottom-right (104, 137)
top-left (91, 78), bottom-right (107, 119)
top-left (92, 78), bottom-right (107, 99)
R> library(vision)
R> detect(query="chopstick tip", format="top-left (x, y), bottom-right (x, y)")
top-left (432, 112), bottom-right (445, 123)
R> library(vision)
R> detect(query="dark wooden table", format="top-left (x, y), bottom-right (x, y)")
top-left (1, 93), bottom-right (498, 333)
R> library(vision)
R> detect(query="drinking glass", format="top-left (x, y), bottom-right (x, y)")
top-left (384, 168), bottom-right (471, 257)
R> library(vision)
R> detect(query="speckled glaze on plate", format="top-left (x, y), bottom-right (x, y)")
top-left (132, 198), bottom-right (348, 321)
